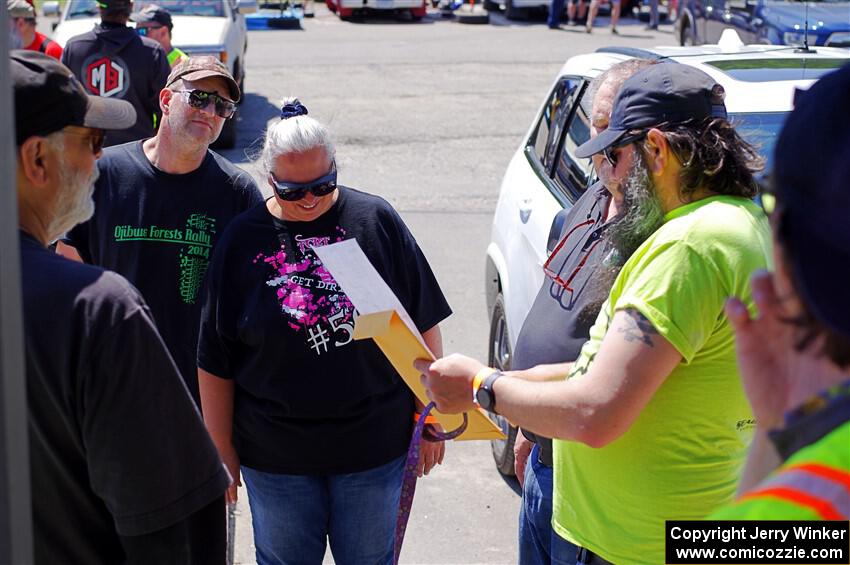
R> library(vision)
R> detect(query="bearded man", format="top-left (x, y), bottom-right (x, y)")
top-left (418, 63), bottom-right (771, 564)
top-left (13, 50), bottom-right (229, 564)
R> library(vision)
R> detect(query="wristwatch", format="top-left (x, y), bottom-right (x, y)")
top-left (475, 371), bottom-right (504, 413)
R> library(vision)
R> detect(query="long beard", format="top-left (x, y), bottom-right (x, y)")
top-left (46, 157), bottom-right (99, 243)
top-left (606, 152), bottom-right (665, 264)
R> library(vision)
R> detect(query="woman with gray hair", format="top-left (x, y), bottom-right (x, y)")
top-left (197, 99), bottom-right (452, 565)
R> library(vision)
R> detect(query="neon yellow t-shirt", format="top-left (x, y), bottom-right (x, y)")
top-left (552, 195), bottom-right (772, 565)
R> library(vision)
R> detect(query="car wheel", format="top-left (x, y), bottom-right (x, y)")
top-left (681, 20), bottom-right (697, 45)
top-left (212, 112), bottom-right (237, 150)
top-left (505, 0), bottom-right (525, 20)
top-left (487, 293), bottom-right (517, 476)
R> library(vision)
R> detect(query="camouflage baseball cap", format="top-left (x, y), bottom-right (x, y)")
top-left (166, 56), bottom-right (240, 102)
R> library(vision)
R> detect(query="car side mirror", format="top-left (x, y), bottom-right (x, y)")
top-left (546, 208), bottom-right (571, 255)
top-left (42, 1), bottom-right (60, 16)
top-left (236, 0), bottom-right (258, 14)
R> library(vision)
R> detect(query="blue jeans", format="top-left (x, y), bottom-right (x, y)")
top-left (242, 455), bottom-right (405, 565)
top-left (548, 0), bottom-right (566, 27)
top-left (518, 444), bottom-right (556, 564)
top-left (551, 533), bottom-right (579, 565)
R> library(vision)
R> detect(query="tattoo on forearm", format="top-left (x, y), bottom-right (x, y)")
top-left (618, 309), bottom-right (659, 347)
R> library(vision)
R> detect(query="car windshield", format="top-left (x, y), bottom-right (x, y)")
top-left (729, 111), bottom-right (788, 177)
top-left (66, 0), bottom-right (226, 19)
top-left (706, 59), bottom-right (847, 82)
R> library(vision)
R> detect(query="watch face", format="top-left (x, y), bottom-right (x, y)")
top-left (476, 386), bottom-right (493, 411)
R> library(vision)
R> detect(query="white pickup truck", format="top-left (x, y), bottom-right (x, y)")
top-left (46, 0), bottom-right (257, 148)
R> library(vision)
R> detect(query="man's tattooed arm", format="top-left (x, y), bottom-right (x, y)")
top-left (617, 308), bottom-right (659, 347)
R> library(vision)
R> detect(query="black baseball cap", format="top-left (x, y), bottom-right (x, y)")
top-left (132, 3), bottom-right (172, 28)
top-left (96, 0), bottom-right (133, 11)
top-left (575, 63), bottom-right (728, 159)
top-left (12, 50), bottom-right (136, 145)
top-left (772, 62), bottom-right (850, 337)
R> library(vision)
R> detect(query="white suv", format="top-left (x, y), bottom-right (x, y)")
top-left (47, 0), bottom-right (257, 148)
top-left (484, 36), bottom-right (850, 475)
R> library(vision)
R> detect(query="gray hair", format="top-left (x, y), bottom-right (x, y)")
top-left (587, 58), bottom-right (658, 106)
top-left (259, 97), bottom-right (336, 176)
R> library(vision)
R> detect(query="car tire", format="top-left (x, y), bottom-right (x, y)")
top-left (487, 293), bottom-right (517, 477)
top-left (212, 112), bottom-right (237, 150)
top-left (505, 0), bottom-right (525, 20)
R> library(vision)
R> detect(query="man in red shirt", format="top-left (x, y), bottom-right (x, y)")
top-left (8, 0), bottom-right (63, 60)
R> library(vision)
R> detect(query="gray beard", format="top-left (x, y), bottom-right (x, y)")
top-left (46, 156), bottom-right (99, 243)
top-left (605, 152), bottom-right (665, 264)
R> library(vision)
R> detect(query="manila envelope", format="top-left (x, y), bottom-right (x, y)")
top-left (314, 240), bottom-right (505, 441)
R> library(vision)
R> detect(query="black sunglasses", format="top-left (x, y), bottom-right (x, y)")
top-left (603, 131), bottom-right (647, 168)
top-left (135, 25), bottom-right (164, 36)
top-left (173, 89), bottom-right (237, 119)
top-left (269, 165), bottom-right (338, 202)
top-left (63, 128), bottom-right (105, 155)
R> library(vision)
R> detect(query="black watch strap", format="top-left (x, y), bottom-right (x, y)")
top-left (477, 370), bottom-right (504, 413)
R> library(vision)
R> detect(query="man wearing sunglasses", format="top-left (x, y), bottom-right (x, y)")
top-left (58, 56), bottom-right (263, 407)
top-left (14, 50), bottom-right (230, 564)
top-left (512, 58), bottom-right (656, 565)
top-left (419, 63), bottom-right (771, 564)
top-left (61, 0), bottom-right (170, 147)
top-left (132, 4), bottom-right (187, 68)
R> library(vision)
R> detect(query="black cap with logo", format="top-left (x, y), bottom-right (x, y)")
top-left (11, 50), bottom-right (136, 145)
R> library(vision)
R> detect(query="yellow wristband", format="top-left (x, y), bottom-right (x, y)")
top-left (472, 366), bottom-right (498, 397)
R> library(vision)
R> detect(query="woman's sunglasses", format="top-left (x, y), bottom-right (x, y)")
top-left (603, 131), bottom-right (647, 168)
top-left (173, 89), bottom-right (237, 119)
top-left (269, 165), bottom-right (338, 202)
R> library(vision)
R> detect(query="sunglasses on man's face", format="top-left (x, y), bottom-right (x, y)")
top-left (135, 25), bottom-right (164, 36)
top-left (173, 89), bottom-right (237, 119)
top-left (62, 127), bottom-right (105, 155)
top-left (269, 166), bottom-right (338, 202)
top-left (603, 131), bottom-right (647, 169)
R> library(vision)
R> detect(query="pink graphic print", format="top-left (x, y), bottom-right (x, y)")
top-left (255, 227), bottom-right (354, 355)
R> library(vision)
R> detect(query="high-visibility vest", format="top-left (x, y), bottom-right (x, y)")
top-left (713, 420), bottom-right (849, 520)
top-left (168, 47), bottom-right (188, 67)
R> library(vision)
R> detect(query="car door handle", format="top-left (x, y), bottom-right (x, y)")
top-left (519, 199), bottom-right (532, 224)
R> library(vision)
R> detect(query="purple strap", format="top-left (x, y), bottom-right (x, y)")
top-left (393, 402), bottom-right (467, 565)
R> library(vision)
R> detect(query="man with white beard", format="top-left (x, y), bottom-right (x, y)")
top-left (13, 50), bottom-right (230, 564)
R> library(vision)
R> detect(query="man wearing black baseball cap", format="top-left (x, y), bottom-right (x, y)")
top-left (133, 3), bottom-right (187, 67)
top-left (61, 0), bottom-right (170, 147)
top-left (58, 56), bottom-right (262, 405)
top-left (419, 62), bottom-right (771, 563)
top-left (14, 50), bottom-right (229, 564)
top-left (710, 63), bottom-right (850, 520)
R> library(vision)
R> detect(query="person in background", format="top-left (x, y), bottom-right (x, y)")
top-left (567, 0), bottom-right (587, 25)
top-left (57, 57), bottom-right (262, 405)
top-left (61, 0), bottom-right (170, 147)
top-left (584, 0), bottom-right (620, 33)
top-left (710, 64), bottom-right (850, 521)
top-left (13, 49), bottom-right (228, 565)
top-left (513, 58), bottom-right (656, 565)
top-left (7, 0), bottom-right (62, 58)
top-left (198, 99), bottom-right (452, 565)
top-left (133, 3), bottom-right (187, 67)
top-left (646, 0), bottom-right (659, 29)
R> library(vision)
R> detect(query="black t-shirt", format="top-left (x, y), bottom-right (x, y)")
top-left (513, 183), bottom-right (616, 464)
top-left (20, 232), bottom-right (229, 565)
top-left (198, 188), bottom-right (452, 475)
top-left (65, 141), bottom-right (263, 403)
top-left (61, 23), bottom-right (170, 147)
